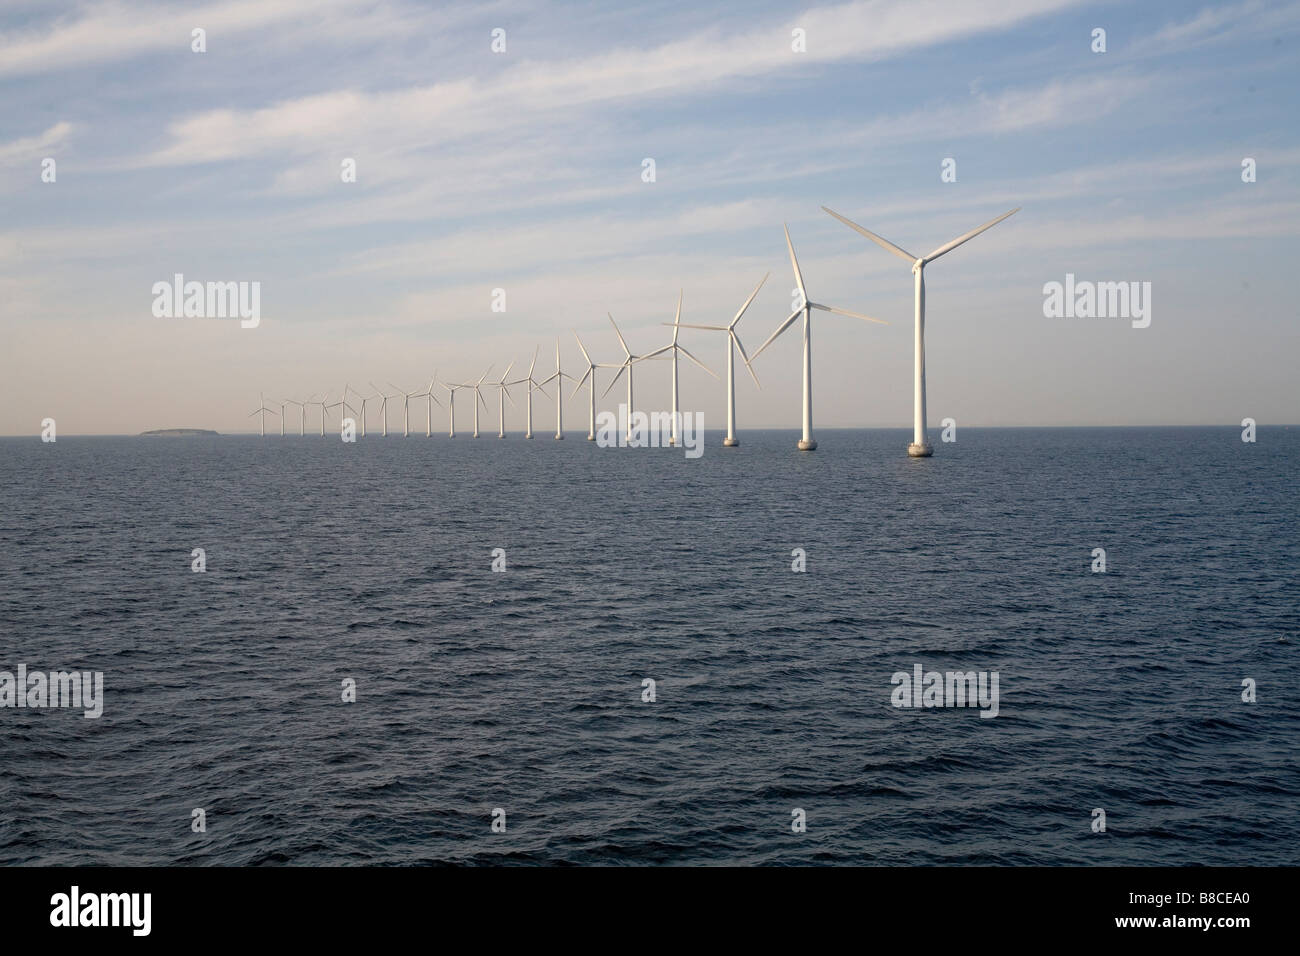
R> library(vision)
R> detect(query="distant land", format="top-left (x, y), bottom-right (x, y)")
top-left (140, 429), bottom-right (219, 437)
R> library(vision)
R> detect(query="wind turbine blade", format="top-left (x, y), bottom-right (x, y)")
top-left (812, 302), bottom-right (889, 325)
top-left (569, 370), bottom-right (589, 400)
top-left (734, 333), bottom-right (762, 389)
top-left (528, 346), bottom-right (538, 379)
top-left (607, 313), bottom-right (631, 357)
top-left (503, 386), bottom-right (516, 408)
top-left (500, 360), bottom-right (515, 383)
top-left (477, 389), bottom-right (487, 410)
top-left (573, 331), bottom-right (592, 366)
top-left (638, 345), bottom-right (672, 361)
top-left (821, 206), bottom-right (916, 263)
top-left (601, 363), bottom-right (627, 399)
top-left (783, 224), bottom-right (807, 301)
top-left (477, 365), bottom-right (493, 386)
top-left (672, 290), bottom-right (682, 344)
top-left (751, 308), bottom-right (803, 361)
top-left (248, 409), bottom-right (259, 417)
top-left (664, 323), bottom-right (728, 331)
top-left (678, 345), bottom-right (718, 379)
top-left (730, 271), bottom-right (770, 328)
top-left (923, 207), bottom-right (1020, 263)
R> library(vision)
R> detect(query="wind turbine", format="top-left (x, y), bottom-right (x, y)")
top-left (390, 382), bottom-right (424, 438)
top-left (284, 398), bottom-right (305, 436)
top-left (658, 291), bottom-right (718, 446)
top-left (460, 366), bottom-right (492, 438)
top-left (312, 393), bottom-right (331, 436)
top-left (423, 374), bottom-right (442, 437)
top-left (540, 340), bottom-right (578, 439)
top-left (369, 382), bottom-right (394, 437)
top-left (821, 204), bottom-right (1019, 457)
top-left (276, 398), bottom-right (291, 437)
top-left (750, 225), bottom-right (887, 451)
top-left (665, 273), bottom-right (767, 447)
top-left (491, 361), bottom-right (516, 438)
top-left (248, 392), bottom-right (277, 437)
top-left (570, 332), bottom-right (599, 441)
top-left (439, 382), bottom-right (462, 437)
top-left (601, 314), bottom-right (670, 443)
top-left (510, 347), bottom-right (550, 439)
top-left (327, 388), bottom-right (358, 438)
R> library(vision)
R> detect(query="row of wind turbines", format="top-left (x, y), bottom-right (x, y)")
top-left (249, 204), bottom-right (1019, 455)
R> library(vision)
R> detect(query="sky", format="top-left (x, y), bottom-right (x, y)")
top-left (1, 0), bottom-right (1297, 435)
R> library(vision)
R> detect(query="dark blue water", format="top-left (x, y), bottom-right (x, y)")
top-left (1, 427), bottom-right (1296, 865)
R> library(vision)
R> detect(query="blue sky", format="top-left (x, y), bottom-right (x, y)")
top-left (2, 0), bottom-right (1297, 434)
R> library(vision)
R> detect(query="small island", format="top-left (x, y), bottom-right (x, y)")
top-left (140, 428), bottom-right (219, 437)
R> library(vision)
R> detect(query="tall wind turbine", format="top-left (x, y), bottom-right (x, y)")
top-left (822, 204), bottom-right (1019, 457)
top-left (659, 291), bottom-right (718, 446)
top-left (327, 390), bottom-right (358, 437)
top-left (601, 314), bottom-right (670, 442)
top-left (461, 366), bottom-right (492, 438)
top-left (390, 383), bottom-right (424, 438)
top-left (570, 332), bottom-right (599, 441)
top-left (510, 347), bottom-right (550, 439)
top-left (248, 392), bottom-right (277, 437)
top-left (275, 399), bottom-right (291, 437)
top-left (665, 273), bottom-right (767, 447)
top-left (423, 374), bottom-right (442, 437)
top-left (312, 394), bottom-right (330, 436)
top-left (439, 382), bottom-right (462, 437)
top-left (540, 339), bottom-right (578, 439)
top-left (750, 225), bottom-right (887, 451)
top-left (491, 361), bottom-right (516, 438)
top-left (369, 382), bottom-right (394, 437)
top-left (285, 398), bottom-right (305, 436)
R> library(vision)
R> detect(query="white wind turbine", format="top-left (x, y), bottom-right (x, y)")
top-left (570, 331), bottom-right (599, 441)
top-left (327, 388), bottom-right (358, 438)
top-left (248, 392), bottom-right (277, 437)
top-left (276, 398), bottom-right (291, 437)
top-left (510, 347), bottom-right (550, 439)
top-left (750, 225), bottom-right (888, 451)
top-left (423, 374), bottom-right (442, 438)
top-left (601, 314), bottom-right (670, 442)
top-left (658, 291), bottom-right (718, 446)
top-left (439, 382), bottom-right (462, 437)
top-left (311, 394), bottom-right (331, 436)
top-left (368, 382), bottom-right (394, 437)
top-left (390, 382), bottom-right (425, 438)
top-left (821, 204), bottom-right (1019, 457)
top-left (540, 339), bottom-right (579, 439)
top-left (460, 366), bottom-right (492, 438)
top-left (665, 273), bottom-right (767, 447)
top-left (491, 361), bottom-right (517, 438)
top-left (284, 398), bottom-right (305, 436)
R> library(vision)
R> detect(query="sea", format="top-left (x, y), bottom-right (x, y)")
top-left (1, 426), bottom-right (1296, 865)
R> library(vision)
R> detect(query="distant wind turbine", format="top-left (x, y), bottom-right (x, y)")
top-left (540, 339), bottom-right (578, 439)
top-left (327, 389), bottom-right (358, 437)
top-left (439, 382), bottom-right (462, 437)
top-left (751, 225), bottom-right (887, 451)
top-left (491, 361), bottom-right (517, 438)
top-left (423, 373), bottom-right (442, 437)
top-left (284, 398), bottom-right (305, 436)
top-left (821, 204), bottom-right (1019, 457)
top-left (601, 314), bottom-right (670, 442)
top-left (369, 382), bottom-right (394, 437)
top-left (390, 382), bottom-right (424, 438)
top-left (659, 290), bottom-right (718, 446)
top-left (460, 366), bottom-right (493, 438)
top-left (248, 392), bottom-right (277, 437)
top-left (510, 347), bottom-right (550, 439)
top-left (570, 332), bottom-right (599, 441)
top-left (665, 273), bottom-right (767, 447)
top-left (311, 394), bottom-right (330, 436)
